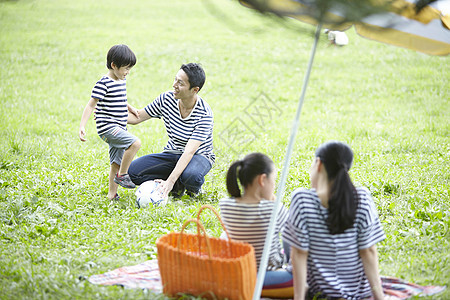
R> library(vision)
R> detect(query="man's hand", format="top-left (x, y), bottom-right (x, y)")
top-left (153, 139), bottom-right (203, 198)
top-left (129, 105), bottom-right (140, 119)
top-left (128, 108), bottom-right (150, 125)
top-left (155, 179), bottom-right (175, 198)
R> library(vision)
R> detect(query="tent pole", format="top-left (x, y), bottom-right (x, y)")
top-left (252, 23), bottom-right (322, 300)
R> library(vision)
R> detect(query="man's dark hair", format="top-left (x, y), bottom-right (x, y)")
top-left (106, 44), bottom-right (136, 69)
top-left (180, 63), bottom-right (206, 91)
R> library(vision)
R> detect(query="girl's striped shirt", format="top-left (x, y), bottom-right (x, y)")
top-left (219, 198), bottom-right (289, 270)
top-left (283, 187), bottom-right (385, 299)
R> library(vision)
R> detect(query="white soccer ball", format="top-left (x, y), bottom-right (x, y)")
top-left (135, 180), bottom-right (168, 208)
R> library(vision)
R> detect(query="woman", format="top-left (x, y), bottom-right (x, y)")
top-left (219, 152), bottom-right (293, 296)
top-left (283, 141), bottom-right (385, 300)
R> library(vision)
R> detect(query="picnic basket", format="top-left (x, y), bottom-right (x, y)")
top-left (156, 205), bottom-right (257, 300)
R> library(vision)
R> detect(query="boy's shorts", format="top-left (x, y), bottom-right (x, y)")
top-left (99, 127), bottom-right (138, 166)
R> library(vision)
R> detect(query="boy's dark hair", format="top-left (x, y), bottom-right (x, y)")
top-left (315, 141), bottom-right (357, 235)
top-left (106, 44), bottom-right (136, 69)
top-left (226, 152), bottom-right (274, 198)
top-left (180, 63), bottom-right (206, 91)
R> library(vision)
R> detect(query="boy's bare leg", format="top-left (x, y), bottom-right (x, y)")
top-left (118, 139), bottom-right (141, 175)
top-left (108, 162), bottom-right (120, 199)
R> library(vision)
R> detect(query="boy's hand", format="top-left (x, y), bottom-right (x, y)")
top-left (79, 127), bottom-right (87, 142)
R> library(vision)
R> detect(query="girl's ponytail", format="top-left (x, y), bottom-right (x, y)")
top-left (316, 141), bottom-right (357, 234)
top-left (226, 160), bottom-right (243, 197)
top-left (327, 167), bottom-right (357, 234)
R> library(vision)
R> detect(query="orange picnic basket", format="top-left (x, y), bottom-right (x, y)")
top-left (156, 205), bottom-right (257, 300)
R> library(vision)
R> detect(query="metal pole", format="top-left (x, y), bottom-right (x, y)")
top-left (252, 23), bottom-right (322, 300)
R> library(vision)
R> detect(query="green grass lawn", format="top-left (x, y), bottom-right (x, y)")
top-left (0, 0), bottom-right (449, 299)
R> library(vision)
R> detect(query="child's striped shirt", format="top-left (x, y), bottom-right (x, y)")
top-left (219, 198), bottom-right (289, 270)
top-left (92, 76), bottom-right (128, 135)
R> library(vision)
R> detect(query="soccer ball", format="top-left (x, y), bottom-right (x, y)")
top-left (135, 180), bottom-right (168, 208)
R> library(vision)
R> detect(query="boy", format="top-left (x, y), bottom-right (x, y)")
top-left (79, 44), bottom-right (141, 200)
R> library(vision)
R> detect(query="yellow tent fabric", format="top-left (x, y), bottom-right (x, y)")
top-left (240, 0), bottom-right (450, 55)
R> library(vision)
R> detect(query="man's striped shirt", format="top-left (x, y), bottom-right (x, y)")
top-left (92, 76), bottom-right (128, 135)
top-left (283, 187), bottom-right (385, 299)
top-left (219, 198), bottom-right (289, 270)
top-left (144, 91), bottom-right (215, 163)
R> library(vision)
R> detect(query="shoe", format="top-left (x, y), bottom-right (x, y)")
top-left (111, 193), bottom-right (120, 201)
top-left (114, 173), bottom-right (136, 189)
top-left (169, 189), bottom-right (185, 198)
top-left (169, 180), bottom-right (185, 198)
top-left (186, 188), bottom-right (202, 198)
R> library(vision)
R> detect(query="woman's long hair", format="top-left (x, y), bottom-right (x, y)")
top-left (316, 141), bottom-right (357, 234)
top-left (226, 152), bottom-right (274, 198)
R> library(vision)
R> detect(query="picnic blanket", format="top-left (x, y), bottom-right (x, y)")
top-left (88, 260), bottom-right (446, 299)
top-left (88, 259), bottom-right (162, 292)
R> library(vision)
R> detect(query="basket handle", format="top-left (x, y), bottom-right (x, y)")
top-left (177, 218), bottom-right (213, 259)
top-left (196, 204), bottom-right (232, 242)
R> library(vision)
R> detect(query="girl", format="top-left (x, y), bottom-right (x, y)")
top-left (283, 141), bottom-right (385, 300)
top-left (219, 152), bottom-right (293, 297)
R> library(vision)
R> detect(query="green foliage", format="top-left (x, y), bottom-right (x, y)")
top-left (0, 0), bottom-right (449, 299)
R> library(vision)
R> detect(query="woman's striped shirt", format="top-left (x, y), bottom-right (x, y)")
top-left (92, 76), bottom-right (128, 135)
top-left (144, 91), bottom-right (215, 164)
top-left (282, 187), bottom-right (385, 299)
top-left (219, 198), bottom-right (289, 270)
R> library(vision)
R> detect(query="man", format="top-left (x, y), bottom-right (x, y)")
top-left (128, 63), bottom-right (214, 198)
